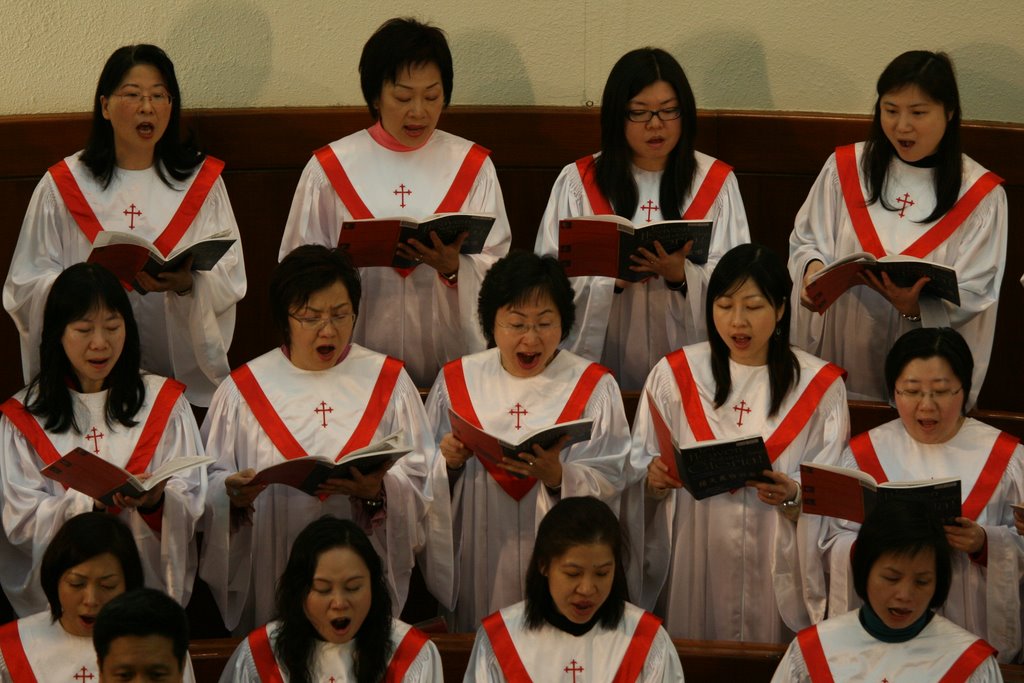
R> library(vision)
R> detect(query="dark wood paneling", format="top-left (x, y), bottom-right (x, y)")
top-left (0, 107), bottom-right (1021, 410)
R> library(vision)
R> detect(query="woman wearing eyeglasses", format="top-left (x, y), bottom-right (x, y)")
top-left (3, 44), bottom-right (246, 408)
top-left (425, 251), bottom-right (631, 631)
top-left (806, 327), bottom-right (1024, 662)
top-left (534, 47), bottom-right (750, 392)
top-left (200, 245), bottom-right (452, 635)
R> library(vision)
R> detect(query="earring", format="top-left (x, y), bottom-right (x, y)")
top-left (774, 325), bottom-right (783, 337)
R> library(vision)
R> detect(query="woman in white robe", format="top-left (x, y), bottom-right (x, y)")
top-left (427, 251), bottom-right (631, 632)
top-left (788, 50), bottom-right (1005, 405)
top-left (280, 18), bottom-right (510, 388)
top-left (221, 516), bottom-right (442, 683)
top-left (774, 500), bottom-right (1002, 682)
top-left (806, 327), bottom-right (1024, 662)
top-left (200, 245), bottom-right (452, 635)
top-left (634, 244), bottom-right (849, 643)
top-left (2, 43), bottom-right (246, 407)
top-left (0, 263), bottom-right (206, 616)
top-left (534, 47), bottom-right (750, 391)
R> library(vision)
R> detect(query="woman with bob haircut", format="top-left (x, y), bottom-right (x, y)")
top-left (425, 250), bottom-right (631, 631)
top-left (0, 512), bottom-right (199, 681)
top-left (222, 516), bottom-right (441, 683)
top-left (465, 496), bottom-right (683, 681)
top-left (280, 17), bottom-right (511, 388)
top-left (632, 243), bottom-right (849, 643)
top-left (789, 50), bottom-right (1006, 406)
top-left (200, 245), bottom-right (451, 634)
top-left (774, 500), bottom-right (1002, 681)
top-left (805, 327), bottom-right (1024, 662)
top-left (535, 47), bottom-right (750, 391)
top-left (0, 263), bottom-right (206, 616)
top-left (3, 43), bottom-right (246, 407)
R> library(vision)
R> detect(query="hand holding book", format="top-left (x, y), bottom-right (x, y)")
top-left (395, 229), bottom-right (467, 276)
top-left (628, 239), bottom-right (691, 284)
top-left (943, 517), bottom-right (987, 555)
top-left (498, 434), bottom-right (569, 489)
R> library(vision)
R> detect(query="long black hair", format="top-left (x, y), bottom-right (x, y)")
top-left (706, 244), bottom-right (799, 416)
top-left (80, 44), bottom-right (203, 189)
top-left (862, 51), bottom-right (961, 223)
top-left (26, 263), bottom-right (145, 433)
top-left (273, 516), bottom-right (392, 683)
top-left (595, 48), bottom-right (698, 220)
top-left (524, 496), bottom-right (629, 630)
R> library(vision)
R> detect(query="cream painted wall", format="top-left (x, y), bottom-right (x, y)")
top-left (3, 1), bottom-right (1022, 122)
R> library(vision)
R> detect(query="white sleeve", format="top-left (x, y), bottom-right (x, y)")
top-left (403, 638), bottom-right (444, 682)
top-left (967, 656), bottom-right (1005, 683)
top-left (462, 627), bottom-right (507, 682)
top-left (217, 638), bottom-right (259, 683)
top-left (279, 155), bottom-right (345, 258)
top-left (640, 625), bottom-right (686, 682)
top-left (769, 638), bottom-right (811, 683)
top-left (559, 373), bottom-right (631, 503)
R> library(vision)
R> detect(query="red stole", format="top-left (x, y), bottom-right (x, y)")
top-left (833, 144), bottom-right (1003, 259)
top-left (0, 621), bottom-right (37, 683)
top-left (664, 348), bottom-right (845, 463)
top-left (49, 156), bottom-right (225, 254)
top-left (230, 356), bottom-right (403, 462)
top-left (443, 359), bottom-right (609, 501)
top-left (849, 429), bottom-right (1019, 521)
top-left (796, 623), bottom-right (996, 683)
top-left (314, 141), bottom-right (491, 277)
top-left (247, 623), bottom-right (429, 682)
top-left (574, 154), bottom-right (734, 219)
top-left (481, 610), bottom-right (662, 683)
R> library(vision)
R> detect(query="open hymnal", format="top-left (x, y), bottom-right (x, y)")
top-left (87, 229), bottom-right (235, 294)
top-left (338, 213), bottom-right (495, 268)
top-left (804, 252), bottom-right (959, 312)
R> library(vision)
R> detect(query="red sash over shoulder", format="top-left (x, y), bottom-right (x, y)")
top-left (483, 610), bottom-right (662, 683)
top-left (850, 429), bottom-right (1019, 521)
top-left (834, 144), bottom-right (1003, 259)
top-left (49, 156), bottom-right (225, 253)
top-left (940, 640), bottom-right (998, 683)
top-left (231, 356), bottom-right (404, 462)
top-left (575, 154), bottom-right (733, 219)
top-left (443, 359), bottom-right (608, 501)
top-left (384, 627), bottom-right (430, 682)
top-left (0, 621), bottom-right (37, 683)
top-left (247, 626), bottom-right (284, 683)
top-left (665, 349), bottom-right (845, 462)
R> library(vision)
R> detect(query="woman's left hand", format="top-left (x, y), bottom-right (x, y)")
top-left (396, 231), bottom-right (466, 276)
top-left (136, 254), bottom-right (195, 295)
top-left (748, 469), bottom-right (799, 507)
top-left (860, 271), bottom-right (928, 318)
top-left (317, 460), bottom-right (393, 501)
top-left (629, 240), bottom-right (690, 285)
top-left (944, 517), bottom-right (987, 554)
top-left (500, 435), bottom-right (569, 489)
top-left (113, 474), bottom-right (167, 510)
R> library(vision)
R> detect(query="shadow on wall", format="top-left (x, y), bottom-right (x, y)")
top-left (165, 0), bottom-right (274, 107)
top-left (953, 43), bottom-right (1024, 124)
top-left (450, 29), bottom-right (537, 105)
top-left (674, 30), bottom-right (775, 110)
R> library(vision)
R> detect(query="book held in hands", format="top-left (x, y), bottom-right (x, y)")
top-left (557, 216), bottom-right (712, 281)
top-left (448, 409), bottom-right (593, 479)
top-left (804, 252), bottom-right (960, 313)
top-left (646, 393), bottom-right (773, 500)
top-left (41, 448), bottom-right (213, 507)
top-left (800, 462), bottom-right (962, 525)
top-left (338, 213), bottom-right (495, 268)
top-left (248, 431), bottom-right (412, 496)
top-left (87, 229), bottom-right (236, 294)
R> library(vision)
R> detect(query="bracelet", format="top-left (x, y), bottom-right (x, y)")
top-left (665, 279), bottom-right (688, 294)
top-left (901, 312), bottom-right (922, 322)
top-left (175, 285), bottom-right (193, 296)
top-left (440, 270), bottom-right (458, 284)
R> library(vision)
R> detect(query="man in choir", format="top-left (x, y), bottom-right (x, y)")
top-left (94, 589), bottom-right (190, 683)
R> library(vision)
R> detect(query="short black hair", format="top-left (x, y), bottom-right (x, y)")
top-left (852, 500), bottom-right (953, 610)
top-left (41, 512), bottom-right (144, 621)
top-left (359, 18), bottom-right (454, 120)
top-left (477, 251), bottom-right (576, 347)
top-left (884, 327), bottom-right (972, 414)
top-left (524, 496), bottom-right (628, 630)
top-left (271, 245), bottom-right (362, 347)
top-left (93, 588), bottom-right (189, 667)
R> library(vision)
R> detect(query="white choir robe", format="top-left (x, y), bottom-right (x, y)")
top-left (2, 154), bottom-right (246, 407)
top-left (0, 610), bottom-right (197, 683)
top-left (219, 619), bottom-right (442, 682)
top-left (464, 601), bottom-right (684, 682)
top-left (804, 418), bottom-right (1024, 663)
top-left (771, 610), bottom-right (1002, 683)
top-left (280, 127), bottom-right (512, 387)
top-left (0, 374), bottom-right (206, 616)
top-left (629, 343), bottom-right (849, 642)
top-left (199, 345), bottom-right (453, 634)
top-left (788, 142), bottom-right (1006, 404)
top-left (534, 151), bottom-right (751, 391)
top-left (425, 348), bottom-right (631, 632)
